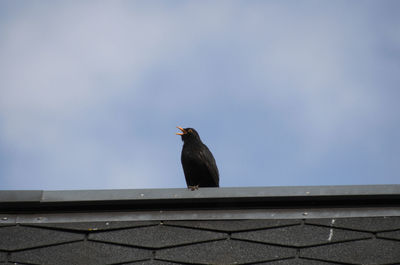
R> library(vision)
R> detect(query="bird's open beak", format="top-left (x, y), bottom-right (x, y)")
top-left (176, 126), bottom-right (187, 135)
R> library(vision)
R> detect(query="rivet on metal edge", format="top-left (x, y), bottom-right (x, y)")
top-left (105, 222), bottom-right (110, 226)
top-left (1, 217), bottom-right (8, 221)
top-left (303, 212), bottom-right (308, 216)
top-left (140, 194), bottom-right (144, 197)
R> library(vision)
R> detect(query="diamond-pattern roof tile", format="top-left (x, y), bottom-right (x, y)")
top-left (378, 230), bottom-right (400, 240)
top-left (301, 239), bottom-right (400, 265)
top-left (10, 241), bottom-right (152, 265)
top-left (31, 220), bottom-right (158, 232)
top-left (306, 217), bottom-right (400, 232)
top-left (156, 239), bottom-right (296, 265)
top-left (0, 252), bottom-right (6, 262)
top-left (232, 224), bottom-right (371, 247)
top-left (0, 226), bottom-right (84, 251)
top-left (89, 224), bottom-right (227, 248)
top-left (256, 258), bottom-right (345, 265)
top-left (121, 260), bottom-right (182, 265)
top-left (164, 219), bottom-right (300, 232)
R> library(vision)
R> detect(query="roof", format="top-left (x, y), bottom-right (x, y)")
top-left (1, 185), bottom-right (400, 265)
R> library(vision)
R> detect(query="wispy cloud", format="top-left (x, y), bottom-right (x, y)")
top-left (0, 1), bottom-right (399, 189)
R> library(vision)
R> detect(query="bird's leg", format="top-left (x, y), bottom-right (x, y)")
top-left (188, 185), bottom-right (199, 191)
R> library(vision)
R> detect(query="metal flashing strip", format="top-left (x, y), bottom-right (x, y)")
top-left (1, 185), bottom-right (400, 213)
top-left (41, 185), bottom-right (400, 201)
top-left (0, 190), bottom-right (43, 202)
top-left (0, 207), bottom-right (400, 224)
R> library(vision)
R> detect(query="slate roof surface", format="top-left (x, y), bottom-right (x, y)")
top-left (0, 185), bottom-right (399, 265)
top-left (0, 218), bottom-right (399, 264)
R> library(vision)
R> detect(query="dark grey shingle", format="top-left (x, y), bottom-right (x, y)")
top-left (378, 230), bottom-right (400, 240)
top-left (10, 241), bottom-right (152, 265)
top-left (121, 260), bottom-right (182, 265)
top-left (89, 224), bottom-right (227, 248)
top-left (0, 226), bottom-right (84, 251)
top-left (256, 258), bottom-right (344, 264)
top-left (30, 221), bottom-right (158, 232)
top-left (0, 251), bottom-right (6, 261)
top-left (164, 219), bottom-right (300, 232)
top-left (300, 239), bottom-right (400, 265)
top-left (156, 239), bottom-right (296, 265)
top-left (306, 217), bottom-right (400, 232)
top-left (232, 224), bottom-right (372, 247)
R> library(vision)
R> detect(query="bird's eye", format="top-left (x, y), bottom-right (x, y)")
top-left (188, 129), bottom-right (193, 133)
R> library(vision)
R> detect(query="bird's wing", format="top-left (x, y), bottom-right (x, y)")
top-left (198, 147), bottom-right (219, 186)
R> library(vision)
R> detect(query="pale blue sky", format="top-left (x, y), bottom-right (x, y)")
top-left (1, 1), bottom-right (399, 190)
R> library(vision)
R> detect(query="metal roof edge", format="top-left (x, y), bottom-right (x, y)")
top-left (0, 190), bottom-right (43, 202)
top-left (1, 185), bottom-right (400, 201)
top-left (1, 185), bottom-right (399, 213)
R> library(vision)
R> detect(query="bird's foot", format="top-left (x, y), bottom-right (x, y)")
top-left (188, 185), bottom-right (199, 191)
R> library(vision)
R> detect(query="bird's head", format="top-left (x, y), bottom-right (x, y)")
top-left (176, 127), bottom-right (201, 142)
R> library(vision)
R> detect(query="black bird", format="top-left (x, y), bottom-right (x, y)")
top-left (176, 127), bottom-right (219, 190)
